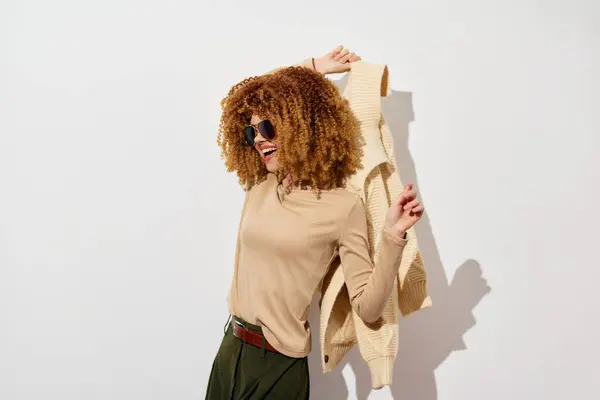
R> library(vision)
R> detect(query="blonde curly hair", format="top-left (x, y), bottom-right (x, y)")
top-left (217, 66), bottom-right (363, 192)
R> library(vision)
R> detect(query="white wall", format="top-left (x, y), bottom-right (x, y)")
top-left (1, 0), bottom-right (599, 399)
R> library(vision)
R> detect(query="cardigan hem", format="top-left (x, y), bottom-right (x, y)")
top-left (368, 355), bottom-right (394, 389)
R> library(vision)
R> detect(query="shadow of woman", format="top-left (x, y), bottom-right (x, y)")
top-left (308, 80), bottom-right (491, 400)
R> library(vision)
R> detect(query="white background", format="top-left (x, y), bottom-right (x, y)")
top-left (1, 0), bottom-right (599, 399)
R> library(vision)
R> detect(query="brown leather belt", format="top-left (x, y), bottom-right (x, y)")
top-left (232, 319), bottom-right (279, 353)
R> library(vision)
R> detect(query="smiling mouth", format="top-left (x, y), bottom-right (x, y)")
top-left (260, 146), bottom-right (278, 160)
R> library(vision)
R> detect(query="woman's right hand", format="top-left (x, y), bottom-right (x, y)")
top-left (314, 45), bottom-right (361, 74)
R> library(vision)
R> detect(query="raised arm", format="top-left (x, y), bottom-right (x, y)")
top-left (266, 45), bottom-right (362, 75)
top-left (339, 184), bottom-right (424, 323)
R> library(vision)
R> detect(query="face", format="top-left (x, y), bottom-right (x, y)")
top-left (250, 115), bottom-right (279, 172)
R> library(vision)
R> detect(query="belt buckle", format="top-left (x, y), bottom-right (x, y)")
top-left (233, 319), bottom-right (245, 329)
top-left (233, 319), bottom-right (248, 343)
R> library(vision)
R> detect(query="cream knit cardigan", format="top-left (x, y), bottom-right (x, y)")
top-left (317, 61), bottom-right (432, 389)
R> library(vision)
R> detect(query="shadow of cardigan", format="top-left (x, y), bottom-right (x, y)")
top-left (307, 77), bottom-right (491, 400)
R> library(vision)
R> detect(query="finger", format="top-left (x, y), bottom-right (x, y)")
top-left (340, 52), bottom-right (353, 63)
top-left (334, 49), bottom-right (347, 61)
top-left (409, 204), bottom-right (424, 219)
top-left (412, 204), bottom-right (424, 214)
top-left (396, 192), bottom-right (409, 206)
top-left (396, 184), bottom-right (410, 204)
top-left (335, 48), bottom-right (349, 61)
top-left (396, 184), bottom-right (416, 206)
top-left (403, 198), bottom-right (421, 211)
top-left (330, 45), bottom-right (343, 57)
top-left (402, 189), bottom-right (417, 202)
top-left (349, 53), bottom-right (361, 62)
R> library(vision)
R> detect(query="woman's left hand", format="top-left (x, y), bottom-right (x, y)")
top-left (384, 183), bottom-right (424, 240)
top-left (314, 45), bottom-right (361, 74)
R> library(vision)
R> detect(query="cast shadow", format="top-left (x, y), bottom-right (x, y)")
top-left (307, 76), bottom-right (491, 399)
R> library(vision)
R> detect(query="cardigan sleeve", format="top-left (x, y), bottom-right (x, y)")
top-left (338, 196), bottom-right (407, 323)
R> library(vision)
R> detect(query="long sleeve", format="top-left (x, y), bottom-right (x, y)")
top-left (226, 191), bottom-right (250, 316)
top-left (338, 196), bottom-right (407, 323)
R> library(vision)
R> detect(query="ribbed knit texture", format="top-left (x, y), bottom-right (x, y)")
top-left (347, 63), bottom-right (399, 389)
top-left (379, 114), bottom-right (432, 314)
top-left (318, 61), bottom-right (432, 389)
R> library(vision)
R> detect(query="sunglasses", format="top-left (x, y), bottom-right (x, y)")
top-left (244, 120), bottom-right (275, 147)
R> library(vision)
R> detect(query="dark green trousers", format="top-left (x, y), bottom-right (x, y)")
top-left (205, 317), bottom-right (310, 400)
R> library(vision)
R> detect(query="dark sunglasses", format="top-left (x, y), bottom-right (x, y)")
top-left (244, 120), bottom-right (275, 147)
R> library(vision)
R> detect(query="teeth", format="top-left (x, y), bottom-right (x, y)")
top-left (262, 148), bottom-right (276, 154)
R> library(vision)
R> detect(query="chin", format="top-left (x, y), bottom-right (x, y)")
top-left (264, 156), bottom-right (279, 172)
top-left (266, 164), bottom-right (279, 173)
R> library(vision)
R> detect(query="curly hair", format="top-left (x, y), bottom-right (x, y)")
top-left (217, 66), bottom-right (363, 192)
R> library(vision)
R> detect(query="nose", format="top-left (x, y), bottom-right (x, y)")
top-left (254, 128), bottom-right (267, 144)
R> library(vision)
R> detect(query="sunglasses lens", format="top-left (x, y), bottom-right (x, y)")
top-left (257, 120), bottom-right (275, 140)
top-left (244, 126), bottom-right (255, 146)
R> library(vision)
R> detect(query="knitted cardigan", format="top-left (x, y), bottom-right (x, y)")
top-left (317, 61), bottom-right (432, 389)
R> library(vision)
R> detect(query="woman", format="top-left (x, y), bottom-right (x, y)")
top-left (206, 46), bottom-right (424, 399)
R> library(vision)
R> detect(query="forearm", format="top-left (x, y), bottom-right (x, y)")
top-left (348, 229), bottom-right (406, 323)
